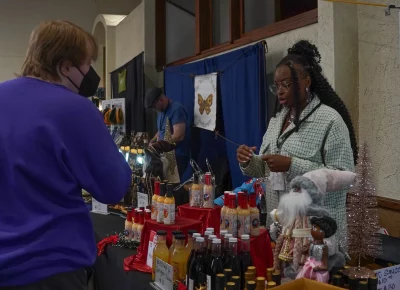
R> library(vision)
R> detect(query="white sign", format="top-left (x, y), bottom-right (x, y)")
top-left (91, 199), bottom-right (109, 215)
top-left (155, 258), bottom-right (173, 290)
top-left (146, 231), bottom-right (157, 268)
top-left (375, 264), bottom-right (400, 290)
top-left (137, 192), bottom-right (149, 208)
top-left (194, 73), bottom-right (217, 131)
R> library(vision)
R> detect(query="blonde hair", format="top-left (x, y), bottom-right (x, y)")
top-left (21, 20), bottom-right (98, 82)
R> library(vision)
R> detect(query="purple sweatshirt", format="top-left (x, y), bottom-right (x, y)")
top-left (0, 77), bottom-right (132, 286)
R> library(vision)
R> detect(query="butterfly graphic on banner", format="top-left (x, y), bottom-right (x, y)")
top-left (198, 94), bottom-right (213, 115)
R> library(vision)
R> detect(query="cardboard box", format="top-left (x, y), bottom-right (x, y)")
top-left (274, 278), bottom-right (343, 290)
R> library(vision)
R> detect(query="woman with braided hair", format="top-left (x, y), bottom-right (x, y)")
top-left (237, 40), bottom-right (356, 272)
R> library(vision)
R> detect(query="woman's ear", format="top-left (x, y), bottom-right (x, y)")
top-left (59, 60), bottom-right (72, 76)
top-left (305, 75), bottom-right (312, 89)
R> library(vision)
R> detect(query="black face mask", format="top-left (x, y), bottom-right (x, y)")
top-left (68, 66), bottom-right (100, 97)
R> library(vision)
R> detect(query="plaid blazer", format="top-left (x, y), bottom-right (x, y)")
top-left (241, 96), bottom-right (354, 250)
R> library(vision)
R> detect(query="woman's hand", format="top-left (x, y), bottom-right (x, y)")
top-left (262, 154), bottom-right (291, 172)
top-left (237, 145), bottom-right (257, 163)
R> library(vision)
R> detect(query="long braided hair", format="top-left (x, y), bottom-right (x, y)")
top-left (274, 40), bottom-right (358, 164)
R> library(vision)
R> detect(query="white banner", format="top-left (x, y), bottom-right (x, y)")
top-left (194, 73), bottom-right (217, 131)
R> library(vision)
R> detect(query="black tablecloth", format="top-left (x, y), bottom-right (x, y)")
top-left (91, 213), bottom-right (152, 290)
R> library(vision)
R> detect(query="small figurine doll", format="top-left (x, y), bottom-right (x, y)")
top-left (296, 216), bottom-right (337, 283)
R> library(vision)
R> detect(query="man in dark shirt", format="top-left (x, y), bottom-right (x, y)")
top-left (145, 88), bottom-right (190, 187)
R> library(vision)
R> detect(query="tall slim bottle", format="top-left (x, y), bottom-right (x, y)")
top-left (237, 192), bottom-right (250, 237)
top-left (151, 181), bottom-right (160, 220)
top-left (249, 193), bottom-right (260, 236)
top-left (221, 192), bottom-right (230, 231)
top-left (202, 173), bottom-right (214, 208)
top-left (152, 230), bottom-right (169, 281)
top-left (186, 233), bottom-right (201, 286)
top-left (171, 234), bottom-right (187, 282)
top-left (224, 238), bottom-right (241, 279)
top-left (157, 183), bottom-right (166, 223)
top-left (169, 230), bottom-right (183, 263)
top-left (188, 237), bottom-right (207, 290)
top-left (206, 238), bottom-right (224, 290)
top-left (240, 234), bottom-right (253, 289)
top-left (164, 183), bottom-right (175, 225)
top-left (222, 233), bottom-right (233, 265)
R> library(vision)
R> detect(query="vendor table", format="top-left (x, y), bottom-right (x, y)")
top-left (91, 212), bottom-right (153, 290)
top-left (125, 216), bottom-right (203, 273)
top-left (177, 203), bottom-right (222, 234)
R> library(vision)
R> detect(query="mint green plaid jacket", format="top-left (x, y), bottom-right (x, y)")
top-left (241, 96), bottom-right (354, 250)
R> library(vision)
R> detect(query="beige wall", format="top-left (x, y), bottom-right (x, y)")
top-left (358, 2), bottom-right (400, 200)
top-left (115, 2), bottom-right (145, 69)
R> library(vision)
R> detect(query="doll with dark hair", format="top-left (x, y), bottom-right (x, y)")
top-left (296, 216), bottom-right (337, 283)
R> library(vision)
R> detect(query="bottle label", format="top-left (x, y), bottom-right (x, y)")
top-left (151, 201), bottom-right (158, 220)
top-left (250, 212), bottom-right (260, 235)
top-left (206, 275), bottom-right (212, 290)
top-left (244, 215), bottom-right (251, 235)
top-left (164, 203), bottom-right (175, 224)
top-left (237, 215), bottom-right (245, 237)
top-left (136, 229), bottom-right (141, 242)
top-left (190, 189), bottom-right (202, 207)
top-left (189, 279), bottom-right (194, 290)
top-left (157, 203), bottom-right (164, 223)
top-left (202, 186), bottom-right (214, 208)
top-left (224, 214), bottom-right (232, 232)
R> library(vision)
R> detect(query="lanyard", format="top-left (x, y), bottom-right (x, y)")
top-left (276, 103), bottom-right (322, 150)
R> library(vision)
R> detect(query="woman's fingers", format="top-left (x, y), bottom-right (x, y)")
top-left (237, 145), bottom-right (256, 163)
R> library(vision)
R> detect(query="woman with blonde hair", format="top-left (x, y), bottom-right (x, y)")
top-left (0, 21), bottom-right (131, 289)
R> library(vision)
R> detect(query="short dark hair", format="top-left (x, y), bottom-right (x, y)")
top-left (311, 216), bottom-right (337, 239)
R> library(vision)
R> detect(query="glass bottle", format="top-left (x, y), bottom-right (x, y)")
top-left (222, 233), bottom-right (233, 265)
top-left (152, 230), bottom-right (169, 281)
top-left (157, 183), bottom-right (166, 223)
top-left (247, 281), bottom-right (256, 290)
top-left (171, 234), bottom-right (187, 282)
top-left (132, 208), bottom-right (139, 242)
top-left (190, 173), bottom-right (202, 207)
top-left (219, 230), bottom-right (228, 253)
top-left (215, 273), bottom-right (225, 290)
top-left (237, 192), bottom-right (250, 237)
top-left (202, 172), bottom-right (214, 208)
top-left (163, 183), bottom-right (175, 225)
top-left (188, 237), bottom-right (207, 290)
top-left (151, 181), bottom-right (160, 220)
top-left (136, 210), bottom-right (145, 242)
top-left (224, 238), bottom-right (241, 278)
top-left (206, 238), bottom-right (224, 290)
top-left (186, 232), bottom-right (201, 286)
top-left (240, 234), bottom-right (253, 289)
top-left (220, 192), bottom-right (230, 232)
top-left (169, 230), bottom-right (183, 263)
top-left (249, 193), bottom-right (260, 236)
top-left (124, 207), bottom-right (133, 240)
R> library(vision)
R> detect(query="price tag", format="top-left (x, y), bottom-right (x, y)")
top-left (138, 192), bottom-right (149, 208)
top-left (375, 264), bottom-right (400, 290)
top-left (91, 199), bottom-right (109, 215)
top-left (155, 258), bottom-right (173, 290)
top-left (146, 231), bottom-right (157, 268)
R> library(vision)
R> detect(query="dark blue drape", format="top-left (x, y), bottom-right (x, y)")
top-left (164, 42), bottom-right (267, 187)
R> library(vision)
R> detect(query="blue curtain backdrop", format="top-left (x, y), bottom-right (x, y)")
top-left (164, 42), bottom-right (267, 187)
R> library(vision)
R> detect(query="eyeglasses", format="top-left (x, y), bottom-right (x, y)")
top-left (269, 81), bottom-right (292, 96)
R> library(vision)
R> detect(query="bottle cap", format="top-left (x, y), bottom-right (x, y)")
top-left (145, 209), bottom-right (151, 213)
top-left (196, 237), bottom-right (205, 242)
top-left (241, 234), bottom-right (250, 240)
top-left (206, 227), bottom-right (214, 232)
top-left (192, 233), bottom-right (201, 238)
top-left (172, 230), bottom-right (183, 236)
top-left (229, 238), bottom-right (238, 243)
top-left (159, 183), bottom-right (166, 196)
top-left (175, 234), bottom-right (186, 240)
top-left (220, 230), bottom-right (228, 236)
top-left (204, 231), bottom-right (212, 236)
top-left (212, 238), bottom-right (221, 244)
top-left (208, 235), bottom-right (217, 240)
top-left (156, 230), bottom-right (167, 236)
top-left (225, 233), bottom-right (233, 239)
